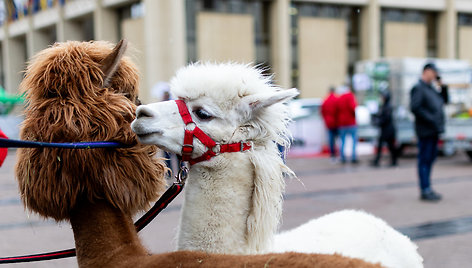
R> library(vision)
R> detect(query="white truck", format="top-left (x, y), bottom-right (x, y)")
top-left (353, 58), bottom-right (472, 160)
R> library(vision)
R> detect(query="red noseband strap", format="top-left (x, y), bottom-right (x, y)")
top-left (175, 99), bottom-right (252, 165)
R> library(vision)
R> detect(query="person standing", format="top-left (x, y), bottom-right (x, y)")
top-left (0, 128), bottom-right (7, 167)
top-left (371, 91), bottom-right (397, 167)
top-left (337, 86), bottom-right (358, 164)
top-left (410, 63), bottom-right (445, 202)
top-left (321, 87), bottom-right (339, 162)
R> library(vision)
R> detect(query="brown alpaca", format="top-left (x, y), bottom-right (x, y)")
top-left (15, 40), bottom-right (381, 268)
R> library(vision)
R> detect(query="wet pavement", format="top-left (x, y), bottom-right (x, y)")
top-left (398, 216), bottom-right (472, 240)
top-left (1, 148), bottom-right (471, 267)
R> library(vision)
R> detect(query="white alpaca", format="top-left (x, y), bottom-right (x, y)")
top-left (131, 63), bottom-right (423, 268)
top-left (274, 210), bottom-right (422, 268)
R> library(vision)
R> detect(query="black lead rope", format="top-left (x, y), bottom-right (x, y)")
top-left (0, 138), bottom-right (129, 149)
top-left (0, 137), bottom-right (188, 264)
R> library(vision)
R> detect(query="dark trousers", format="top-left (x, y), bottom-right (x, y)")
top-left (417, 136), bottom-right (439, 192)
top-left (373, 137), bottom-right (397, 165)
top-left (339, 126), bottom-right (357, 162)
top-left (327, 128), bottom-right (338, 158)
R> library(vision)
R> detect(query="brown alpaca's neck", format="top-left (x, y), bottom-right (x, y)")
top-left (70, 199), bottom-right (148, 267)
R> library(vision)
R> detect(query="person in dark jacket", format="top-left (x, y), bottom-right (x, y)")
top-left (410, 63), bottom-right (445, 202)
top-left (321, 87), bottom-right (339, 161)
top-left (371, 91), bottom-right (397, 167)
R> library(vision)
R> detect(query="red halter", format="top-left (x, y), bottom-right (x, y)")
top-left (175, 99), bottom-right (252, 165)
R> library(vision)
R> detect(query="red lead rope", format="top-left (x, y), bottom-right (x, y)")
top-left (174, 100), bottom-right (252, 165)
top-left (0, 181), bottom-right (185, 264)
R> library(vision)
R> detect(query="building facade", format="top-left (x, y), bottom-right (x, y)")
top-left (1, 0), bottom-right (472, 101)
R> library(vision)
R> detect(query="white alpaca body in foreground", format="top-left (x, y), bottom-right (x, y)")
top-left (131, 62), bottom-right (423, 267)
top-left (274, 210), bottom-right (422, 268)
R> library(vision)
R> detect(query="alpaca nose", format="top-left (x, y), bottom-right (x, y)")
top-left (136, 106), bottom-right (155, 119)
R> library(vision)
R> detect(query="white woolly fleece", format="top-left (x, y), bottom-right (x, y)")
top-left (171, 63), bottom-right (273, 103)
top-left (274, 210), bottom-right (424, 268)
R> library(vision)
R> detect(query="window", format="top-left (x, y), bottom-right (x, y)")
top-left (290, 2), bottom-right (361, 87)
top-left (185, 0), bottom-right (271, 69)
top-left (381, 9), bottom-right (436, 57)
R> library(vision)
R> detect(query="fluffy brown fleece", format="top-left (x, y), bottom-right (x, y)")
top-left (15, 40), bottom-right (166, 221)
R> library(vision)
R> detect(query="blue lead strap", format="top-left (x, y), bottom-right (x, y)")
top-left (0, 138), bottom-right (128, 149)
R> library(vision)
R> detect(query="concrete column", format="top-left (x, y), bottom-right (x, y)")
top-left (27, 14), bottom-right (54, 58)
top-left (2, 33), bottom-right (27, 93)
top-left (0, 26), bottom-right (8, 91)
top-left (270, 0), bottom-right (291, 89)
top-left (26, 17), bottom-right (35, 59)
top-left (94, 0), bottom-right (119, 42)
top-left (438, 0), bottom-right (457, 59)
top-left (360, 0), bottom-right (380, 60)
top-left (143, 0), bottom-right (186, 102)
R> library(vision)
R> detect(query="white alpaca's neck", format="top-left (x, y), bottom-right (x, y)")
top-left (177, 151), bottom-right (254, 254)
top-left (177, 142), bottom-right (287, 254)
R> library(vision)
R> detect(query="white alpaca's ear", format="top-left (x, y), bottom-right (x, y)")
top-left (100, 39), bottom-right (128, 88)
top-left (243, 88), bottom-right (299, 111)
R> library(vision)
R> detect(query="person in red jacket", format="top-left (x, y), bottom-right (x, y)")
top-left (337, 86), bottom-right (358, 164)
top-left (0, 128), bottom-right (8, 167)
top-left (321, 87), bottom-right (339, 161)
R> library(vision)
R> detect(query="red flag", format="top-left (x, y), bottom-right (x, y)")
top-left (0, 129), bottom-right (8, 167)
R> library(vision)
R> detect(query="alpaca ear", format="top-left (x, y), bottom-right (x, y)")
top-left (100, 39), bottom-right (128, 88)
top-left (244, 88), bottom-right (299, 111)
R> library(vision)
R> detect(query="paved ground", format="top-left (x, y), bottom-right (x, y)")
top-left (1, 148), bottom-right (471, 267)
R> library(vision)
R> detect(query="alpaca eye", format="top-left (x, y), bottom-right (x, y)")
top-left (194, 108), bottom-right (213, 120)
